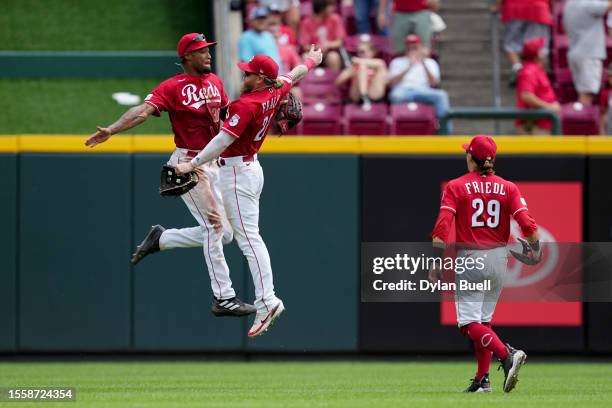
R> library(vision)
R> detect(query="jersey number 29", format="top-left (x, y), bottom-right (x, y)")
top-left (471, 198), bottom-right (500, 228)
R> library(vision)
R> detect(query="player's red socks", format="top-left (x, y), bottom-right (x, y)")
top-left (461, 322), bottom-right (509, 364)
top-left (474, 341), bottom-right (493, 379)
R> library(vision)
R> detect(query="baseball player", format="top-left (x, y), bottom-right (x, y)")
top-left (175, 46), bottom-right (324, 337)
top-left (85, 33), bottom-right (256, 318)
top-left (430, 135), bottom-right (541, 393)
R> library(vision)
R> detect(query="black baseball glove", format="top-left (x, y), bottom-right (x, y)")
top-left (159, 165), bottom-right (198, 196)
top-left (274, 92), bottom-right (303, 134)
top-left (509, 237), bottom-right (542, 266)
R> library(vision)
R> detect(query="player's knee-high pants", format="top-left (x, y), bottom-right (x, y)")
top-left (455, 247), bottom-right (506, 327)
top-left (219, 159), bottom-right (280, 313)
top-left (160, 148), bottom-right (236, 300)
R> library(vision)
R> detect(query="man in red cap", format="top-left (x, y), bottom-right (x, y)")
top-left (389, 34), bottom-right (452, 133)
top-left (85, 33), bottom-right (258, 318)
top-left (515, 37), bottom-right (560, 135)
top-left (430, 135), bottom-right (540, 393)
top-left (175, 46), bottom-right (324, 337)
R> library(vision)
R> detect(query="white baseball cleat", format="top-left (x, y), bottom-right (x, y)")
top-left (247, 300), bottom-right (285, 337)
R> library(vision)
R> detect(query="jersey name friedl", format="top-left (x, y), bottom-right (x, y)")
top-left (464, 181), bottom-right (507, 196)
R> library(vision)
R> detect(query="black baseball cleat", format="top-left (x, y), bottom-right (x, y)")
top-left (464, 374), bottom-right (492, 393)
top-left (211, 297), bottom-right (256, 317)
top-left (131, 225), bottom-right (165, 265)
top-left (499, 343), bottom-right (527, 393)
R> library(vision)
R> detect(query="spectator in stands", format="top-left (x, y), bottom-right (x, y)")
top-left (335, 36), bottom-right (388, 110)
top-left (515, 37), bottom-right (560, 135)
top-left (388, 34), bottom-right (452, 133)
top-left (300, 0), bottom-right (347, 72)
top-left (378, 0), bottom-right (439, 55)
top-left (267, 2), bottom-right (298, 46)
top-left (258, 0), bottom-right (301, 39)
top-left (598, 65), bottom-right (612, 134)
top-left (342, 0), bottom-right (389, 36)
top-left (268, 12), bottom-right (301, 73)
top-left (491, 0), bottom-right (552, 87)
top-left (564, 0), bottom-right (612, 105)
top-left (239, 7), bottom-right (282, 67)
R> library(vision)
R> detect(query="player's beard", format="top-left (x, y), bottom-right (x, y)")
top-left (200, 65), bottom-right (212, 74)
top-left (240, 81), bottom-right (253, 94)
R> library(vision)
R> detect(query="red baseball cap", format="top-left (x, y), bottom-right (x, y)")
top-left (522, 37), bottom-right (545, 61)
top-left (462, 134), bottom-right (497, 161)
top-left (405, 34), bottom-right (422, 45)
top-left (237, 55), bottom-right (279, 80)
top-left (177, 33), bottom-right (217, 58)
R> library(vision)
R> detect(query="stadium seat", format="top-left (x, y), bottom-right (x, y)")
top-left (301, 82), bottom-right (342, 105)
top-left (344, 34), bottom-right (391, 57)
top-left (561, 102), bottom-right (601, 135)
top-left (344, 103), bottom-right (388, 135)
top-left (301, 102), bottom-right (343, 135)
top-left (301, 67), bottom-right (338, 85)
top-left (389, 103), bottom-right (437, 135)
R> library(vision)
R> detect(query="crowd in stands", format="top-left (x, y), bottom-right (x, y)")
top-left (239, 0), bottom-right (612, 135)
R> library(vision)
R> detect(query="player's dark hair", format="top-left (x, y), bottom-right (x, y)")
top-left (313, 0), bottom-right (332, 14)
top-left (473, 156), bottom-right (495, 175)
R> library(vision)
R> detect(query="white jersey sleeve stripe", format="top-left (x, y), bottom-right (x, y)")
top-left (440, 206), bottom-right (456, 213)
top-left (220, 126), bottom-right (240, 138)
top-left (512, 207), bottom-right (528, 217)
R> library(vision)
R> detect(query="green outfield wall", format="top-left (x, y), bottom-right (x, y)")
top-left (1, 136), bottom-right (611, 353)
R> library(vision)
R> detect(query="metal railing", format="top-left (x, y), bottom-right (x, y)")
top-left (439, 107), bottom-right (561, 135)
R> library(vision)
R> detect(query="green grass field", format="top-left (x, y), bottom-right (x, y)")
top-left (0, 361), bottom-right (611, 407)
top-left (0, 79), bottom-right (173, 134)
top-left (1, 0), bottom-right (208, 51)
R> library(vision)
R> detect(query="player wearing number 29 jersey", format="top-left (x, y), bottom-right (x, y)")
top-left (432, 135), bottom-right (537, 246)
top-left (430, 135), bottom-right (539, 394)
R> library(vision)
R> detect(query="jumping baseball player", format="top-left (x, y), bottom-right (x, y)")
top-left (430, 135), bottom-right (541, 393)
top-left (85, 33), bottom-right (256, 318)
top-left (175, 46), bottom-right (324, 337)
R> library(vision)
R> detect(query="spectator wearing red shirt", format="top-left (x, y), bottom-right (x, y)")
top-left (300, 0), bottom-right (346, 71)
top-left (516, 37), bottom-right (560, 135)
top-left (378, 0), bottom-right (439, 55)
top-left (492, 0), bottom-right (552, 86)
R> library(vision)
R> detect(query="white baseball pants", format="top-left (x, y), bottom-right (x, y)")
top-left (218, 157), bottom-right (281, 313)
top-left (455, 247), bottom-right (506, 327)
top-left (158, 148), bottom-right (236, 300)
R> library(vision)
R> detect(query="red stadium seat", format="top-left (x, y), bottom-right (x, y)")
top-left (344, 34), bottom-right (391, 57)
top-left (561, 102), bottom-right (601, 135)
top-left (301, 67), bottom-right (339, 85)
top-left (389, 103), bottom-right (437, 135)
top-left (344, 103), bottom-right (388, 135)
top-left (301, 82), bottom-right (342, 105)
top-left (301, 103), bottom-right (343, 135)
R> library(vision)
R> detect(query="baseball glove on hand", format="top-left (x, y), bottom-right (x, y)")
top-left (275, 92), bottom-right (303, 135)
top-left (159, 165), bottom-right (198, 196)
top-left (510, 237), bottom-right (542, 265)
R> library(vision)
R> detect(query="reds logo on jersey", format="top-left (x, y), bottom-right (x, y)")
top-left (181, 82), bottom-right (222, 109)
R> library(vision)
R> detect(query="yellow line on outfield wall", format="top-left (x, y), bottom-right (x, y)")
top-left (1, 135), bottom-right (612, 154)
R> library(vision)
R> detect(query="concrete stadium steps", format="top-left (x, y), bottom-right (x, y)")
top-left (437, 0), bottom-right (516, 135)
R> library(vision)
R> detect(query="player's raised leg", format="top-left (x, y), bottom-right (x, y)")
top-left (220, 162), bottom-right (284, 336)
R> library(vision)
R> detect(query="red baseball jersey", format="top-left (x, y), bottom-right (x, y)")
top-left (144, 73), bottom-right (228, 150)
top-left (437, 170), bottom-right (529, 245)
top-left (220, 74), bottom-right (293, 157)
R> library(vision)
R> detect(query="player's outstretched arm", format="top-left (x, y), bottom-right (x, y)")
top-left (85, 103), bottom-right (156, 147)
top-left (175, 130), bottom-right (236, 174)
top-left (287, 45), bottom-right (323, 84)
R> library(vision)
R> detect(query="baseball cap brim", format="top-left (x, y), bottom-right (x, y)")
top-left (461, 143), bottom-right (470, 152)
top-left (237, 61), bottom-right (257, 74)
